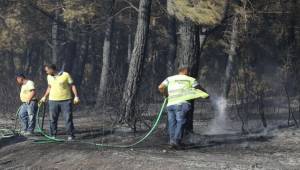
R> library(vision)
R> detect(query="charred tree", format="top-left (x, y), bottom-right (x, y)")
top-left (177, 19), bottom-right (200, 133)
top-left (120, 0), bottom-right (152, 125)
top-left (223, 15), bottom-right (238, 98)
top-left (166, 0), bottom-right (177, 76)
top-left (96, 0), bottom-right (116, 106)
top-left (284, 0), bottom-right (298, 127)
top-left (177, 20), bottom-right (199, 76)
top-left (127, 11), bottom-right (133, 63)
top-left (51, 0), bottom-right (60, 65)
top-left (72, 32), bottom-right (90, 90)
top-left (63, 22), bottom-right (77, 73)
top-left (256, 87), bottom-right (267, 128)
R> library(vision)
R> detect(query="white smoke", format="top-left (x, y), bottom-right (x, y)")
top-left (205, 96), bottom-right (235, 135)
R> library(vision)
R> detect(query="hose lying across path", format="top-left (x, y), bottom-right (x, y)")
top-left (33, 98), bottom-right (168, 148)
top-left (2, 88), bottom-right (208, 148)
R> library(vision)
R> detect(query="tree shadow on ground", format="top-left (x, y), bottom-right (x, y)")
top-left (0, 135), bottom-right (27, 149)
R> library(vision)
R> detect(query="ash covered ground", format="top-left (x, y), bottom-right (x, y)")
top-left (1, 111), bottom-right (300, 170)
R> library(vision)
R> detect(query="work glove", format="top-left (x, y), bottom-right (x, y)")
top-left (73, 96), bottom-right (80, 105)
top-left (40, 96), bottom-right (47, 103)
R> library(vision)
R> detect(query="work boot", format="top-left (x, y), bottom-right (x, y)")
top-left (178, 142), bottom-right (187, 147)
top-left (168, 142), bottom-right (179, 150)
top-left (168, 144), bottom-right (185, 150)
top-left (168, 144), bottom-right (176, 150)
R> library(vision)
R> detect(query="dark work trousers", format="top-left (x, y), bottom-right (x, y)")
top-left (48, 100), bottom-right (75, 137)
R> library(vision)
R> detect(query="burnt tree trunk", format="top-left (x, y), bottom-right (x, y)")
top-left (257, 89), bottom-right (267, 128)
top-left (97, 0), bottom-right (116, 106)
top-left (24, 47), bottom-right (32, 75)
top-left (185, 27), bottom-right (208, 133)
top-left (166, 0), bottom-right (177, 76)
top-left (51, 0), bottom-right (60, 65)
top-left (72, 32), bottom-right (90, 90)
top-left (121, 0), bottom-right (152, 124)
top-left (223, 16), bottom-right (238, 98)
top-left (177, 20), bottom-right (199, 75)
top-left (199, 27), bottom-right (208, 56)
top-left (285, 0), bottom-right (298, 127)
top-left (127, 11), bottom-right (132, 63)
top-left (64, 22), bottom-right (77, 73)
top-left (177, 20), bottom-right (200, 133)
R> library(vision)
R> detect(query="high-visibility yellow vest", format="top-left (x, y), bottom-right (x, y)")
top-left (161, 75), bottom-right (209, 106)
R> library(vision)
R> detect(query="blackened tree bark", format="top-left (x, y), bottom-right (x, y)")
top-left (285, 0), bottom-right (298, 127)
top-left (199, 27), bottom-right (208, 57)
top-left (30, 42), bottom-right (42, 78)
top-left (257, 88), bottom-right (267, 128)
top-left (177, 20), bottom-right (199, 76)
top-left (127, 31), bottom-right (132, 63)
top-left (7, 52), bottom-right (15, 77)
top-left (121, 0), bottom-right (152, 123)
top-left (24, 47), bottom-right (32, 75)
top-left (177, 20), bottom-right (200, 133)
top-left (51, 0), bottom-right (60, 65)
top-left (166, 0), bottom-right (177, 76)
top-left (97, 0), bottom-right (116, 106)
top-left (185, 27), bottom-right (209, 133)
top-left (72, 32), bottom-right (90, 90)
top-left (64, 22), bottom-right (77, 73)
top-left (127, 10), bottom-right (133, 63)
top-left (223, 15), bottom-right (238, 98)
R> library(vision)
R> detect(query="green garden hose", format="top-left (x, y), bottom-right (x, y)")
top-left (34, 98), bottom-right (168, 148)
top-left (0, 107), bottom-right (21, 139)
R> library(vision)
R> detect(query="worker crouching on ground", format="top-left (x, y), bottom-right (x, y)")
top-left (40, 64), bottom-right (80, 141)
top-left (158, 67), bottom-right (201, 149)
top-left (16, 73), bottom-right (38, 136)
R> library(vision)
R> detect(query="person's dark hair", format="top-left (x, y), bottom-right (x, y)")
top-left (45, 64), bottom-right (57, 70)
top-left (16, 73), bottom-right (26, 79)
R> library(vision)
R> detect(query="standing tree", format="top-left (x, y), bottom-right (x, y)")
top-left (166, 0), bottom-right (177, 76)
top-left (97, 0), bottom-right (116, 106)
top-left (120, 0), bottom-right (152, 126)
top-left (170, 0), bottom-right (228, 132)
top-left (223, 15), bottom-right (238, 98)
top-left (177, 20), bottom-right (200, 133)
top-left (51, 0), bottom-right (61, 66)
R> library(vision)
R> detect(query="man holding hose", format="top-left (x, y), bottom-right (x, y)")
top-left (158, 67), bottom-right (208, 149)
top-left (40, 64), bottom-right (80, 141)
top-left (16, 73), bottom-right (38, 136)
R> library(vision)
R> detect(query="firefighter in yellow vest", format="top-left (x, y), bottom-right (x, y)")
top-left (40, 64), bottom-right (80, 141)
top-left (158, 67), bottom-right (207, 149)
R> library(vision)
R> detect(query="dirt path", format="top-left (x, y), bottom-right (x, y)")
top-left (1, 127), bottom-right (300, 170)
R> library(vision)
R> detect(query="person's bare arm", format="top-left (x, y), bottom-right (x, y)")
top-left (41, 86), bottom-right (51, 100)
top-left (71, 84), bottom-right (78, 97)
top-left (158, 84), bottom-right (168, 97)
top-left (71, 84), bottom-right (80, 104)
